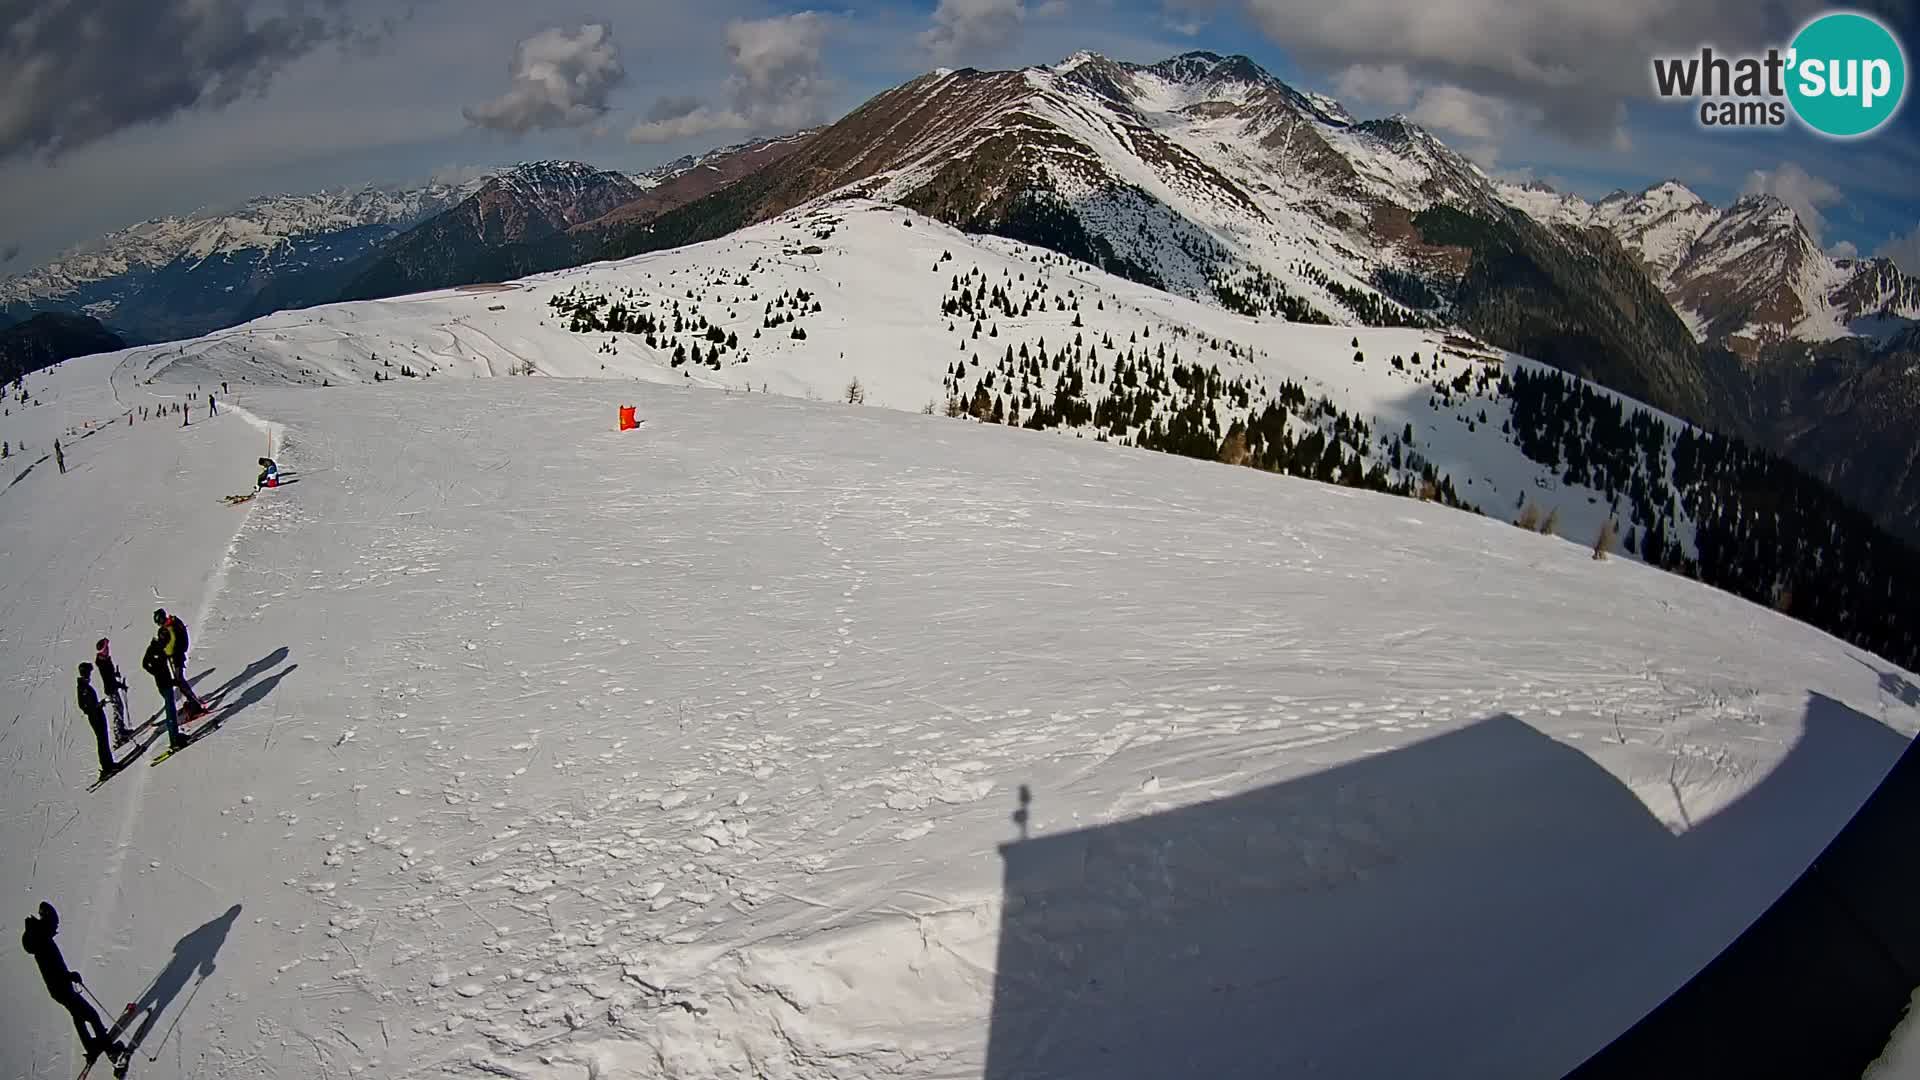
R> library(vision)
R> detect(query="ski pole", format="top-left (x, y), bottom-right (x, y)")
top-left (79, 981), bottom-right (109, 1013)
top-left (148, 975), bottom-right (204, 1062)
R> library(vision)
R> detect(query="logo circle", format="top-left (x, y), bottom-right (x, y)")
top-left (1787, 11), bottom-right (1907, 137)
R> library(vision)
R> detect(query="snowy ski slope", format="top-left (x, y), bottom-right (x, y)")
top-left (2, 334), bottom-right (1916, 1078)
top-left (109, 200), bottom-right (1701, 563)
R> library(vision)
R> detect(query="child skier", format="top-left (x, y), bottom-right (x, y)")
top-left (257, 457), bottom-right (278, 489)
top-left (94, 639), bottom-right (131, 745)
top-left (75, 664), bottom-right (114, 780)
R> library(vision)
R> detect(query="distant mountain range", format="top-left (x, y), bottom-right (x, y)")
top-left (0, 182), bottom-right (487, 344)
top-left (3, 50), bottom-right (1916, 540)
top-left (1498, 178), bottom-right (1920, 358)
top-left (0, 134), bottom-right (814, 348)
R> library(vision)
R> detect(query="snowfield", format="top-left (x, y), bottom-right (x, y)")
top-left (111, 200), bottom-right (1702, 566)
top-left (3, 327), bottom-right (1917, 1078)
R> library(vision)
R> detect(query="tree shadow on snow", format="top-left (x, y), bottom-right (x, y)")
top-left (983, 694), bottom-right (1912, 1080)
top-left (124, 904), bottom-right (242, 1055)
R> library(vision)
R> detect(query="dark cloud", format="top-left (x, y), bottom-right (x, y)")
top-left (2, 243), bottom-right (18, 264)
top-left (646, 96), bottom-right (707, 124)
top-left (0, 0), bottom-right (374, 162)
top-left (463, 24), bottom-right (626, 135)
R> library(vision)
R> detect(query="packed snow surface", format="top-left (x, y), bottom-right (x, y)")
top-left (2, 336), bottom-right (1915, 1080)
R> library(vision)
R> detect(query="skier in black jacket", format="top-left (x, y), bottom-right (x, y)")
top-left (76, 664), bottom-right (114, 779)
top-left (21, 901), bottom-right (122, 1061)
top-left (94, 638), bottom-right (131, 745)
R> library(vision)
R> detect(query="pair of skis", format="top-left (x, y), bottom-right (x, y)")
top-left (148, 696), bottom-right (225, 767)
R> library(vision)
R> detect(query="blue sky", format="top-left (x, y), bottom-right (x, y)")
top-left (1, 0), bottom-right (1915, 271)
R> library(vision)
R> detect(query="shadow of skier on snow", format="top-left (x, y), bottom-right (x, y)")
top-left (210, 662), bottom-right (297, 723)
top-left (124, 904), bottom-right (242, 1057)
top-left (207, 647), bottom-right (290, 702)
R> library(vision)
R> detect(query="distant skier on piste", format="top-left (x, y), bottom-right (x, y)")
top-left (21, 901), bottom-right (124, 1063)
top-left (154, 610), bottom-right (207, 719)
top-left (94, 639), bottom-right (131, 745)
top-left (143, 636), bottom-right (183, 750)
top-left (75, 664), bottom-right (115, 780)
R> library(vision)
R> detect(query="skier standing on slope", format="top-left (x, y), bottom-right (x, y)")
top-left (154, 610), bottom-right (207, 719)
top-left (143, 636), bottom-right (184, 750)
top-left (21, 902), bottom-right (123, 1063)
top-left (94, 639), bottom-right (131, 745)
top-left (75, 664), bottom-right (115, 779)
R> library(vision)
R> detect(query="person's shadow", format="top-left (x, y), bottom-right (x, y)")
top-left (124, 904), bottom-right (242, 1054)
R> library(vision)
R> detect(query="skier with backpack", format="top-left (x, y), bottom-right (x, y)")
top-left (21, 902), bottom-right (125, 1064)
top-left (93, 640), bottom-right (131, 745)
top-left (75, 664), bottom-right (115, 780)
top-left (153, 610), bottom-right (207, 720)
top-left (142, 636), bottom-right (184, 751)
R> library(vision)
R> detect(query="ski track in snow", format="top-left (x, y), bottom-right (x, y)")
top-left (3, 325), bottom-right (1918, 1078)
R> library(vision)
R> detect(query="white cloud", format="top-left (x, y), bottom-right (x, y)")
top-left (427, 163), bottom-right (497, 187)
top-left (1230, 0), bottom-right (1835, 147)
top-left (629, 12), bottom-right (834, 145)
top-left (1409, 85), bottom-right (1515, 141)
top-left (1740, 162), bottom-right (1843, 247)
top-left (1334, 64), bottom-right (1416, 108)
top-left (919, 0), bottom-right (1036, 65)
top-left (1827, 240), bottom-right (1859, 260)
top-left (463, 24), bottom-right (626, 135)
top-left (1876, 224), bottom-right (1920, 275)
top-left (629, 101), bottom-right (749, 144)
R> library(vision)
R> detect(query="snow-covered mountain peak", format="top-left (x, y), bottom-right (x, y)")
top-left (1055, 49), bottom-right (1102, 74)
top-left (1641, 179), bottom-right (1706, 209)
top-left (0, 174), bottom-right (493, 335)
top-left (1145, 50), bottom-right (1271, 87)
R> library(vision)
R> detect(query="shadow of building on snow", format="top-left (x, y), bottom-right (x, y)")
top-left (984, 695), bottom-right (1912, 1080)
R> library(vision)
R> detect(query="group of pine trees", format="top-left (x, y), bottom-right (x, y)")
top-left (547, 276), bottom-right (830, 371)
top-left (930, 265), bottom-right (1477, 513)
top-left (1503, 366), bottom-right (1920, 671)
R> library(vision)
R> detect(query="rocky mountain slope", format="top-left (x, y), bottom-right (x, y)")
top-left (0, 181), bottom-right (488, 343)
top-left (1500, 180), bottom-right (1920, 358)
top-left (1499, 177), bottom-right (1920, 541)
top-left (334, 138), bottom-right (814, 304)
top-left (333, 162), bottom-right (646, 302)
top-left (560, 51), bottom-right (1713, 424)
